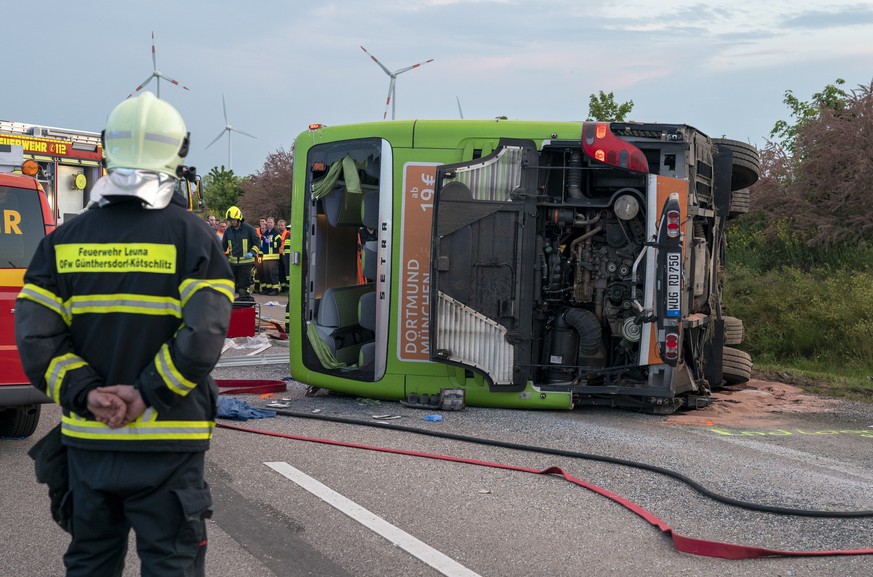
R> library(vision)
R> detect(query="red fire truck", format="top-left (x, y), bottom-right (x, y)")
top-left (1, 145), bottom-right (55, 437)
top-left (0, 120), bottom-right (103, 225)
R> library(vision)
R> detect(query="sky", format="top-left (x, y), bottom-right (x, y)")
top-left (5, 0), bottom-right (873, 177)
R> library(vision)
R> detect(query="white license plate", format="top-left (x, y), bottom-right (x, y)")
top-left (666, 251), bottom-right (681, 317)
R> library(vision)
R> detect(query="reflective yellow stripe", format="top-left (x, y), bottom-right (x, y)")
top-left (55, 243), bottom-right (177, 274)
top-left (262, 253), bottom-right (280, 260)
top-left (18, 283), bottom-right (72, 325)
top-left (62, 414), bottom-right (214, 441)
top-left (155, 343), bottom-right (197, 396)
top-left (179, 278), bottom-right (235, 306)
top-left (69, 293), bottom-right (182, 318)
top-left (45, 353), bottom-right (88, 403)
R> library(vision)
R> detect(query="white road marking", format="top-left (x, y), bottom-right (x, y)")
top-left (265, 461), bottom-right (482, 577)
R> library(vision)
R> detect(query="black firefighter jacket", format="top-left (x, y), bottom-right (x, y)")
top-left (15, 197), bottom-right (234, 452)
top-left (222, 221), bottom-right (261, 265)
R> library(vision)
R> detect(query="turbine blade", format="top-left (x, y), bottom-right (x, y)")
top-left (395, 58), bottom-right (434, 75)
top-left (128, 74), bottom-right (156, 98)
top-left (222, 93), bottom-right (228, 124)
top-left (360, 45), bottom-right (392, 76)
top-left (205, 129), bottom-right (227, 150)
top-left (231, 127), bottom-right (257, 139)
top-left (160, 74), bottom-right (190, 91)
top-left (151, 31), bottom-right (157, 70)
top-left (456, 96), bottom-right (464, 119)
top-left (383, 78), bottom-right (395, 120)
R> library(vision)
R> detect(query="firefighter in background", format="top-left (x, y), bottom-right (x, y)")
top-left (282, 222), bottom-right (291, 331)
top-left (277, 218), bottom-right (290, 293)
top-left (15, 91), bottom-right (234, 577)
top-left (222, 205), bottom-right (261, 300)
top-left (259, 216), bottom-right (281, 295)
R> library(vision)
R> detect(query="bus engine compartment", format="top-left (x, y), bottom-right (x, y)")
top-left (431, 123), bottom-right (756, 412)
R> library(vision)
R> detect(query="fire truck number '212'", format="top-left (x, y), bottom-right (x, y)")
top-left (288, 119), bottom-right (759, 414)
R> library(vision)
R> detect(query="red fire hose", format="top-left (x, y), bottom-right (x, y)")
top-left (217, 420), bottom-right (873, 560)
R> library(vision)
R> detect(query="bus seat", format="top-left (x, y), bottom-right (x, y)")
top-left (358, 290), bottom-right (376, 331)
top-left (322, 185), bottom-right (363, 227)
top-left (357, 290), bottom-right (377, 370)
top-left (312, 284), bottom-right (374, 368)
top-left (361, 241), bottom-right (378, 282)
top-left (317, 284), bottom-right (373, 329)
top-left (358, 342), bottom-right (375, 371)
top-left (361, 190), bottom-right (378, 231)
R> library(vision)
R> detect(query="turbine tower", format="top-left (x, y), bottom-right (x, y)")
top-left (360, 46), bottom-right (434, 120)
top-left (205, 93), bottom-right (256, 171)
top-left (128, 32), bottom-right (189, 98)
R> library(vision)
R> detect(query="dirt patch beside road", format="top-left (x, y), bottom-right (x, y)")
top-left (664, 379), bottom-right (844, 428)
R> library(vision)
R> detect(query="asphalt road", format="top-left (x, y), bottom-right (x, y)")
top-left (3, 372), bottom-right (872, 577)
top-left (4, 294), bottom-right (872, 576)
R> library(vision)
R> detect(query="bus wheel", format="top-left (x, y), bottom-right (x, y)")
top-left (0, 404), bottom-right (41, 438)
top-left (714, 138), bottom-right (760, 191)
top-left (723, 316), bottom-right (745, 345)
top-left (728, 188), bottom-right (750, 219)
top-left (723, 347), bottom-right (752, 385)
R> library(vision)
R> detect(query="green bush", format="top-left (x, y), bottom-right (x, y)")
top-left (725, 264), bottom-right (873, 370)
top-left (724, 215), bottom-right (873, 398)
top-left (727, 217), bottom-right (873, 272)
top-left (725, 80), bottom-right (873, 398)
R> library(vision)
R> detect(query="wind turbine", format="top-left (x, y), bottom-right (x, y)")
top-left (360, 46), bottom-right (434, 120)
top-left (205, 93), bottom-right (256, 171)
top-left (128, 31), bottom-right (189, 98)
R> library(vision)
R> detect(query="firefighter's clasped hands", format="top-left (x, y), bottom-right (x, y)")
top-left (86, 385), bottom-right (147, 428)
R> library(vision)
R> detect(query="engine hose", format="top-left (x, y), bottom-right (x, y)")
top-left (264, 409), bottom-right (873, 519)
top-left (562, 308), bottom-right (602, 357)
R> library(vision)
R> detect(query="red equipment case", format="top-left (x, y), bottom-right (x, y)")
top-left (227, 302), bottom-right (259, 338)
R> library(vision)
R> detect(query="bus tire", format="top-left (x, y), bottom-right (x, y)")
top-left (714, 138), bottom-right (760, 191)
top-left (722, 347), bottom-right (752, 385)
top-left (0, 404), bottom-right (41, 438)
top-left (728, 188), bottom-right (750, 219)
top-left (723, 316), bottom-right (744, 345)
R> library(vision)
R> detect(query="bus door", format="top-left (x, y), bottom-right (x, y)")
top-left (300, 138), bottom-right (390, 382)
top-left (430, 140), bottom-right (540, 391)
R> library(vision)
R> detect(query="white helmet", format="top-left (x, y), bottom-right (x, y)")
top-left (103, 91), bottom-right (189, 177)
top-left (91, 92), bottom-right (190, 209)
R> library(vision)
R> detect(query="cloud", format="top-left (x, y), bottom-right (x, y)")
top-left (783, 6), bottom-right (873, 29)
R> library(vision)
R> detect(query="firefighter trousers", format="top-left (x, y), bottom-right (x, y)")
top-left (64, 448), bottom-right (210, 577)
top-left (230, 263), bottom-right (255, 298)
top-left (260, 258), bottom-right (280, 293)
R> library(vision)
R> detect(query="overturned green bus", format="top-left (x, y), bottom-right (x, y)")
top-left (288, 120), bottom-right (757, 413)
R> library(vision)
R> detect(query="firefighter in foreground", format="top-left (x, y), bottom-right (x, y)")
top-left (222, 205), bottom-right (261, 300)
top-left (15, 92), bottom-right (234, 577)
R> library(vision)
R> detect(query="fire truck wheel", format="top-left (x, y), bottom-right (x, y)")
top-left (0, 404), bottom-right (41, 438)
top-left (722, 347), bottom-right (753, 385)
top-left (723, 316), bottom-right (745, 345)
top-left (714, 138), bottom-right (760, 191)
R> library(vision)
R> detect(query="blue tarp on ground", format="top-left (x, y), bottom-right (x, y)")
top-left (217, 397), bottom-right (276, 420)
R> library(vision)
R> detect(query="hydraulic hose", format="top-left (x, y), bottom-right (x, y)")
top-left (266, 409), bottom-right (873, 519)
